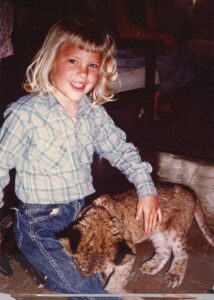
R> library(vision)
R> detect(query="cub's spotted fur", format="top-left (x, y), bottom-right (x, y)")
top-left (58, 182), bottom-right (214, 293)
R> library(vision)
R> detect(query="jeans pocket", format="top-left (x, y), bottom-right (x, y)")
top-left (25, 204), bottom-right (62, 224)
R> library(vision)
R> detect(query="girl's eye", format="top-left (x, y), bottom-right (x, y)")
top-left (68, 59), bottom-right (77, 64)
top-left (89, 63), bottom-right (99, 69)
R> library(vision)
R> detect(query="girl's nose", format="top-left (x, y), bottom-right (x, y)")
top-left (78, 65), bottom-right (88, 78)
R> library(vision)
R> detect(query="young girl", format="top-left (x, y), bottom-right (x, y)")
top-left (0, 16), bottom-right (161, 297)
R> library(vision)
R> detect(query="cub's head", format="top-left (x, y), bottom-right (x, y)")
top-left (59, 205), bottom-right (134, 276)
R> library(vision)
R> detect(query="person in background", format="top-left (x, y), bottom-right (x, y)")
top-left (106, 0), bottom-right (193, 120)
top-left (0, 0), bottom-right (14, 60)
top-left (0, 0), bottom-right (14, 95)
top-left (0, 16), bottom-right (161, 297)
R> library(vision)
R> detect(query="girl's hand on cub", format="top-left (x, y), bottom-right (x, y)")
top-left (136, 196), bottom-right (162, 234)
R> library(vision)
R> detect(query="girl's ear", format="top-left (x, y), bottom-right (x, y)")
top-left (113, 241), bottom-right (135, 266)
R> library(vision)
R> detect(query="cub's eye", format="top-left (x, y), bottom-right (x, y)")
top-left (68, 59), bottom-right (77, 65)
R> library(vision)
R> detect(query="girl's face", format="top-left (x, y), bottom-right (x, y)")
top-left (51, 43), bottom-right (103, 103)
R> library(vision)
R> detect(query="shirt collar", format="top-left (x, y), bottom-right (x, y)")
top-left (46, 94), bottom-right (94, 118)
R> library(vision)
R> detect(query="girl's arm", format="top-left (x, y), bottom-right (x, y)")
top-left (94, 106), bottom-right (161, 232)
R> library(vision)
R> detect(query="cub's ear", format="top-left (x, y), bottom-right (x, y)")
top-left (67, 228), bottom-right (82, 254)
top-left (113, 241), bottom-right (135, 266)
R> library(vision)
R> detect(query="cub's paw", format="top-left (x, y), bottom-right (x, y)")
top-left (164, 272), bottom-right (183, 288)
top-left (140, 260), bottom-right (161, 275)
top-left (105, 285), bottom-right (126, 294)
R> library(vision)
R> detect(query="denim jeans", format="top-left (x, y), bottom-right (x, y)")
top-left (13, 199), bottom-right (121, 300)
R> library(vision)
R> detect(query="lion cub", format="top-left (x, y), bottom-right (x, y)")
top-left (58, 182), bottom-right (214, 293)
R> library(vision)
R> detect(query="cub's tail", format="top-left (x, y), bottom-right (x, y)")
top-left (194, 199), bottom-right (214, 247)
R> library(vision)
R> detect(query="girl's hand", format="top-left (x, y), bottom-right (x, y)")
top-left (135, 196), bottom-right (162, 234)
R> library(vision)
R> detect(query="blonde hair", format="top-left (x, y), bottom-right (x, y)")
top-left (24, 16), bottom-right (118, 104)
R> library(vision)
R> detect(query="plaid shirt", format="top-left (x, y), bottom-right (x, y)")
top-left (0, 94), bottom-right (157, 207)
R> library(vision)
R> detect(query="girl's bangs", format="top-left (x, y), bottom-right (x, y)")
top-left (68, 34), bottom-right (107, 53)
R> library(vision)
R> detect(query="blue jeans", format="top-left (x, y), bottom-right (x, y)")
top-left (13, 199), bottom-right (121, 300)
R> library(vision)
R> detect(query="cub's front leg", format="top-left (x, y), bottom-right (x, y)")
top-left (164, 232), bottom-right (189, 288)
top-left (140, 232), bottom-right (171, 275)
top-left (104, 256), bottom-right (135, 294)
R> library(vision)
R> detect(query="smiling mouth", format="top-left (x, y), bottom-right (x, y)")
top-left (71, 81), bottom-right (85, 92)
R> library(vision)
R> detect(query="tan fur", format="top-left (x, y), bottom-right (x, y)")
top-left (58, 182), bottom-right (214, 292)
